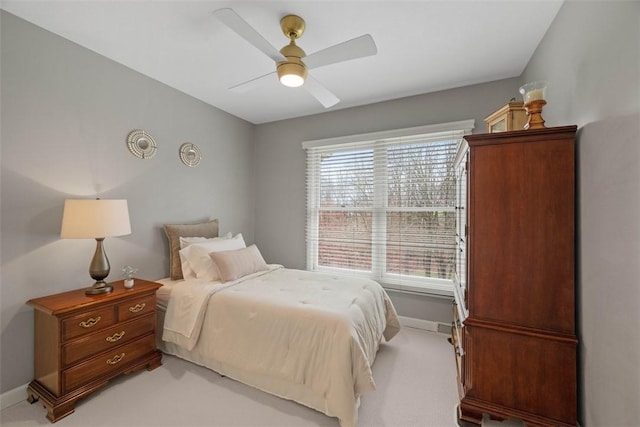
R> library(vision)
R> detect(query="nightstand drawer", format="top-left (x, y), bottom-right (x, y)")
top-left (118, 295), bottom-right (155, 321)
top-left (62, 314), bottom-right (155, 366)
top-left (62, 334), bottom-right (156, 392)
top-left (62, 307), bottom-right (116, 341)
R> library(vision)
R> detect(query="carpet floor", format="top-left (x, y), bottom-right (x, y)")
top-left (0, 327), bottom-right (521, 427)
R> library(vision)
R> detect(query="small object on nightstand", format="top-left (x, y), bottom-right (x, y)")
top-left (122, 265), bottom-right (138, 288)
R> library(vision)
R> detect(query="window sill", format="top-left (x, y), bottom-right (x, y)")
top-left (382, 282), bottom-right (454, 298)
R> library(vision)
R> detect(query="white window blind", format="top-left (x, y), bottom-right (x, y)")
top-left (303, 120), bottom-right (474, 296)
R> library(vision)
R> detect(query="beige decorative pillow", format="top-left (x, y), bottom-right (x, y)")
top-left (163, 219), bottom-right (219, 280)
top-left (209, 244), bottom-right (268, 282)
top-left (179, 233), bottom-right (246, 281)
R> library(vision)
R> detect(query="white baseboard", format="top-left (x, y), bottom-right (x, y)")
top-left (0, 383), bottom-right (28, 411)
top-left (398, 315), bottom-right (450, 335)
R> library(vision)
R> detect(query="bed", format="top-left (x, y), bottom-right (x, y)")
top-left (157, 220), bottom-right (401, 427)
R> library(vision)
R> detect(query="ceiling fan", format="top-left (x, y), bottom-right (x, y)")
top-left (213, 8), bottom-right (377, 108)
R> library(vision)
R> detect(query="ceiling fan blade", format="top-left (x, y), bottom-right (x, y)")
top-left (213, 8), bottom-right (286, 63)
top-left (304, 75), bottom-right (340, 108)
top-left (229, 71), bottom-right (277, 93)
top-left (303, 34), bottom-right (377, 70)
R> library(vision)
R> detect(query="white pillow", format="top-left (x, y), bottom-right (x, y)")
top-left (178, 250), bottom-right (197, 279)
top-left (179, 232), bottom-right (232, 249)
top-left (179, 233), bottom-right (246, 281)
top-left (178, 233), bottom-right (233, 278)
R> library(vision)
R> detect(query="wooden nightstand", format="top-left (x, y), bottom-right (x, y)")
top-left (26, 279), bottom-right (163, 422)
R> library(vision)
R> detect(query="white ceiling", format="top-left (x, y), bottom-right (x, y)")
top-left (1, 1), bottom-right (563, 124)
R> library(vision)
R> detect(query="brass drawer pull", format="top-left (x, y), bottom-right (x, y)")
top-left (106, 331), bottom-right (125, 343)
top-left (79, 316), bottom-right (101, 328)
top-left (106, 353), bottom-right (125, 365)
top-left (129, 303), bottom-right (146, 313)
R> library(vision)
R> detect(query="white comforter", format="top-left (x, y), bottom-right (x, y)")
top-left (162, 266), bottom-right (400, 427)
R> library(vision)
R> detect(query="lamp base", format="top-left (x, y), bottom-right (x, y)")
top-left (85, 281), bottom-right (113, 295)
top-left (87, 238), bottom-right (112, 295)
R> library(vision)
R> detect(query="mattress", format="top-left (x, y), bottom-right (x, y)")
top-left (155, 277), bottom-right (185, 311)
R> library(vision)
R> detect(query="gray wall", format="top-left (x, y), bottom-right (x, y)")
top-left (252, 77), bottom-right (525, 323)
top-left (0, 11), bottom-right (255, 393)
top-left (3, 3), bottom-right (638, 425)
top-left (521, 2), bottom-right (640, 426)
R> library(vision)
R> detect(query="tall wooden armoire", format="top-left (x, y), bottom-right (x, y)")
top-left (452, 126), bottom-right (578, 426)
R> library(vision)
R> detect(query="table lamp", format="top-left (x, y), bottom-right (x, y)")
top-left (61, 199), bottom-right (131, 295)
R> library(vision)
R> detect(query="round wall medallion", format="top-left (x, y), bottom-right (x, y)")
top-left (126, 130), bottom-right (157, 159)
top-left (179, 143), bottom-right (202, 167)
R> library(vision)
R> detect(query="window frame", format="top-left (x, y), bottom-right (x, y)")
top-left (303, 120), bottom-right (475, 296)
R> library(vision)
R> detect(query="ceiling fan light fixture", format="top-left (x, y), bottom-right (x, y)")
top-left (215, 9), bottom-right (375, 107)
top-left (277, 62), bottom-right (307, 87)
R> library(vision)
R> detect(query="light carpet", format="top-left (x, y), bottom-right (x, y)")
top-left (1, 327), bottom-right (520, 427)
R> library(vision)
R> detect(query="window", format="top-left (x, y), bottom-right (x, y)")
top-left (303, 120), bottom-right (474, 296)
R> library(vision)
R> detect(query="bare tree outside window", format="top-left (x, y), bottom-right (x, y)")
top-left (312, 139), bottom-right (457, 282)
top-left (386, 141), bottom-right (457, 280)
top-left (318, 149), bottom-right (373, 271)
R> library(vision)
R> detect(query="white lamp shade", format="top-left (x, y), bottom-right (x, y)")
top-left (61, 199), bottom-right (131, 239)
